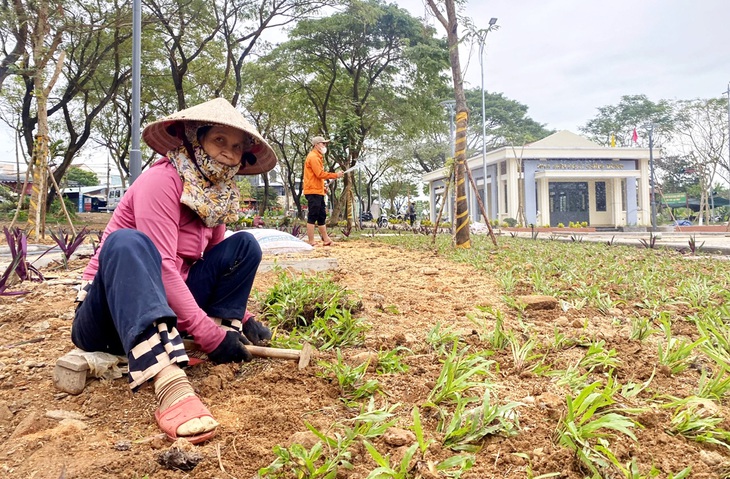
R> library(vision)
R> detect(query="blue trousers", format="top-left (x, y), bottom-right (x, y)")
top-left (72, 229), bottom-right (262, 357)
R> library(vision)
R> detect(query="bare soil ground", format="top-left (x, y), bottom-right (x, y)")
top-left (0, 213), bottom-right (727, 478)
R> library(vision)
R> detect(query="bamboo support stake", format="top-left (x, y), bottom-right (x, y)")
top-left (45, 165), bottom-right (76, 236)
top-left (462, 160), bottom-right (498, 246)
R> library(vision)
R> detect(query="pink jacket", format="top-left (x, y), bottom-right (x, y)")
top-left (83, 158), bottom-right (231, 353)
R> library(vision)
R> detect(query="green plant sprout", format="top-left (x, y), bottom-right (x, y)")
top-left (512, 453), bottom-right (561, 479)
top-left (667, 397), bottom-right (730, 449)
top-left (317, 349), bottom-right (380, 404)
top-left (506, 331), bottom-right (538, 372)
top-left (258, 441), bottom-right (350, 479)
top-left (657, 317), bottom-right (706, 374)
top-left (426, 322), bottom-right (462, 353)
top-left (629, 315), bottom-right (658, 341)
top-left (376, 346), bottom-right (411, 375)
top-left (579, 340), bottom-right (621, 372)
top-left (440, 392), bottom-right (522, 452)
top-left (363, 441), bottom-right (418, 479)
top-left (467, 305), bottom-right (509, 350)
top-left (426, 344), bottom-right (494, 406)
top-left (558, 379), bottom-right (638, 477)
top-left (620, 369), bottom-right (655, 399)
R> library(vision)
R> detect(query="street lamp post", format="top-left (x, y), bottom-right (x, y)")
top-left (476, 17), bottom-right (498, 223)
top-left (647, 124), bottom-right (657, 231)
top-left (724, 82), bottom-right (730, 212)
top-left (439, 100), bottom-right (456, 157)
top-left (358, 166), bottom-right (362, 229)
top-left (440, 100), bottom-right (456, 223)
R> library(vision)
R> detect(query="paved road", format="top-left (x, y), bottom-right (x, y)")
top-left (0, 244), bottom-right (96, 271)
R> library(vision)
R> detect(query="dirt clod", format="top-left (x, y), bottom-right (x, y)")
top-left (157, 439), bottom-right (203, 471)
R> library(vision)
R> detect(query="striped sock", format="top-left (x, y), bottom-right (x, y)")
top-left (153, 369), bottom-right (195, 411)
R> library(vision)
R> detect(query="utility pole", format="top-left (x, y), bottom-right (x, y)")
top-left (129, 0), bottom-right (142, 183)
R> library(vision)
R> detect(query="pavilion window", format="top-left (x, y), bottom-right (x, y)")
top-left (595, 181), bottom-right (607, 212)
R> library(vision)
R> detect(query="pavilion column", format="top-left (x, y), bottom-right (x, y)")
top-left (611, 178), bottom-right (623, 226)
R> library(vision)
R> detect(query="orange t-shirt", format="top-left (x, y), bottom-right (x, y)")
top-left (303, 148), bottom-right (338, 195)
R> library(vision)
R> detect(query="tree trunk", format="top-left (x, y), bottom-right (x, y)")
top-left (425, 0), bottom-right (470, 248)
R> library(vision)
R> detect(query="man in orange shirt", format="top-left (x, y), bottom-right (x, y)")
top-left (303, 136), bottom-right (343, 246)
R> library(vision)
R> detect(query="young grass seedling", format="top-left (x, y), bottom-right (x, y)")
top-left (506, 331), bottom-right (537, 373)
top-left (551, 327), bottom-right (578, 351)
top-left (558, 379), bottom-right (638, 477)
top-left (620, 369), bottom-right (655, 399)
top-left (258, 441), bottom-right (349, 479)
top-left (376, 346), bottom-right (410, 375)
top-left (259, 270), bottom-right (358, 330)
top-left (629, 315), bottom-right (658, 341)
top-left (440, 392), bottom-right (522, 452)
top-left (363, 441), bottom-right (418, 479)
top-left (341, 398), bottom-right (399, 441)
top-left (668, 398), bottom-right (730, 449)
top-left (579, 340), bottom-right (621, 372)
top-left (433, 454), bottom-right (476, 478)
top-left (512, 453), bottom-right (560, 479)
top-left (695, 368), bottom-right (730, 401)
top-left (498, 267), bottom-right (518, 293)
top-left (468, 305), bottom-right (509, 350)
top-left (502, 295), bottom-right (528, 316)
top-left (318, 349), bottom-right (380, 404)
top-left (657, 318), bottom-right (706, 374)
top-left (426, 344), bottom-right (494, 406)
top-left (426, 322), bottom-right (461, 354)
top-left (410, 407), bottom-right (433, 454)
top-left (549, 363), bottom-right (590, 392)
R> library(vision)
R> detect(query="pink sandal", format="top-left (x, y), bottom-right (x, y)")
top-left (155, 395), bottom-right (217, 444)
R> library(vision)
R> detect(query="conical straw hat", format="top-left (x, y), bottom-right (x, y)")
top-left (142, 98), bottom-right (277, 175)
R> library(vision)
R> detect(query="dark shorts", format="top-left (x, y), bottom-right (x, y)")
top-left (306, 194), bottom-right (327, 225)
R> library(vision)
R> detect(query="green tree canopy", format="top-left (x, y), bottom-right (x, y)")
top-left (579, 94), bottom-right (675, 146)
top-left (65, 166), bottom-right (99, 186)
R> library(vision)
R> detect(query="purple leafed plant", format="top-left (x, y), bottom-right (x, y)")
top-left (0, 251), bottom-right (27, 296)
top-left (47, 227), bottom-right (89, 268)
top-left (1, 226), bottom-right (44, 295)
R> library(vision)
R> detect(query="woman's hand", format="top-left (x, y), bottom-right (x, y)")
top-left (207, 330), bottom-right (253, 363)
top-left (242, 317), bottom-right (272, 345)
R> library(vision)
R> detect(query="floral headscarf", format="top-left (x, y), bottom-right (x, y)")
top-left (167, 138), bottom-right (240, 227)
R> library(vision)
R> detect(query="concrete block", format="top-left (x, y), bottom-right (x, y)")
top-left (53, 351), bottom-right (128, 394)
top-left (53, 354), bottom-right (89, 395)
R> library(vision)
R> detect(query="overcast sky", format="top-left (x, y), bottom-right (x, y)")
top-left (403, 0), bottom-right (730, 132)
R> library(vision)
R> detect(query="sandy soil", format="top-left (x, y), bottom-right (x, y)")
top-left (0, 214), bottom-right (728, 478)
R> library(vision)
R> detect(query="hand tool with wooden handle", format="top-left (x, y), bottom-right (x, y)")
top-left (183, 339), bottom-right (313, 370)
